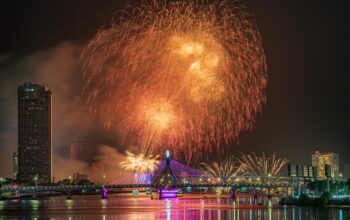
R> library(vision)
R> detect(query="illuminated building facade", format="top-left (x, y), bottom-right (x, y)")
top-left (312, 151), bottom-right (339, 179)
top-left (17, 82), bottom-right (52, 183)
top-left (13, 152), bottom-right (18, 179)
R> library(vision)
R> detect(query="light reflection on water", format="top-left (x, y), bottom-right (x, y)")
top-left (0, 195), bottom-right (349, 219)
top-left (166, 199), bottom-right (171, 220)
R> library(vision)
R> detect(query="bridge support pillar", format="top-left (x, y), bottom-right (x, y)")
top-left (283, 185), bottom-right (287, 197)
top-left (253, 188), bottom-right (258, 198)
top-left (267, 186), bottom-right (272, 198)
top-left (229, 186), bottom-right (236, 199)
top-left (102, 187), bottom-right (108, 199)
top-left (66, 190), bottom-right (72, 200)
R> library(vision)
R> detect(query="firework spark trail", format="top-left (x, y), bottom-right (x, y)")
top-left (82, 0), bottom-right (267, 158)
top-left (239, 152), bottom-right (288, 184)
top-left (200, 157), bottom-right (248, 183)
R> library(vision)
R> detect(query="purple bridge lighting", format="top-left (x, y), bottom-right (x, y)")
top-left (158, 187), bottom-right (178, 199)
top-left (110, 150), bottom-right (212, 199)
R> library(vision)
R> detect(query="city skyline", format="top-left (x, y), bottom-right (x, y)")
top-left (5, 80), bottom-right (348, 182)
top-left (1, 0), bottom-right (350, 178)
top-left (0, 1), bottom-right (349, 219)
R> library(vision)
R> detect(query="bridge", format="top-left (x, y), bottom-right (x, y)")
top-left (0, 181), bottom-right (288, 199)
top-left (1, 151), bottom-right (291, 199)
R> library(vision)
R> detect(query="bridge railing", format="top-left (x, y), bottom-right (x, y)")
top-left (0, 184), bottom-right (100, 192)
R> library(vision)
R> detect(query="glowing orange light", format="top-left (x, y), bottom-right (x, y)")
top-left (189, 61), bottom-right (201, 72)
top-left (147, 108), bottom-right (173, 130)
top-left (141, 101), bottom-right (176, 132)
top-left (204, 53), bottom-right (219, 68)
top-left (180, 42), bottom-right (204, 56)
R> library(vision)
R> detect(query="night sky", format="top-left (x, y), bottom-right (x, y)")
top-left (0, 0), bottom-right (349, 177)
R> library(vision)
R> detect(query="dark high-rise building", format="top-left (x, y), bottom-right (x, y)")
top-left (17, 82), bottom-right (52, 183)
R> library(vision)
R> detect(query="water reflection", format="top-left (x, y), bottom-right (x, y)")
top-left (0, 195), bottom-right (348, 219)
top-left (165, 199), bottom-right (171, 220)
top-left (30, 199), bottom-right (40, 210)
top-left (65, 198), bottom-right (73, 210)
top-left (0, 200), bottom-right (5, 210)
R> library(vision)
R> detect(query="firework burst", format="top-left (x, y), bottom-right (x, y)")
top-left (200, 157), bottom-right (248, 183)
top-left (120, 151), bottom-right (160, 173)
top-left (239, 152), bottom-right (288, 184)
top-left (82, 0), bottom-right (267, 157)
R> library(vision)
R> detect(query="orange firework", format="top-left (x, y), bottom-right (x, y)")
top-left (82, 0), bottom-right (267, 159)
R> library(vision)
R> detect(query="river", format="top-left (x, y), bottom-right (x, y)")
top-left (0, 194), bottom-right (348, 219)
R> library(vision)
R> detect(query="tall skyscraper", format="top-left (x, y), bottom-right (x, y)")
top-left (17, 82), bottom-right (52, 183)
top-left (312, 151), bottom-right (339, 179)
top-left (13, 152), bottom-right (18, 179)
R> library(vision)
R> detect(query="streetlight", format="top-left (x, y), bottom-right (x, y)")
top-left (34, 176), bottom-right (38, 187)
top-left (68, 176), bottom-right (72, 187)
top-left (339, 173), bottom-right (343, 179)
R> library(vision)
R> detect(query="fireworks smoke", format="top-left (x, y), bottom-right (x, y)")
top-left (82, 0), bottom-right (267, 157)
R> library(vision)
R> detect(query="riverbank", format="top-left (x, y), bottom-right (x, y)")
top-left (279, 196), bottom-right (350, 207)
